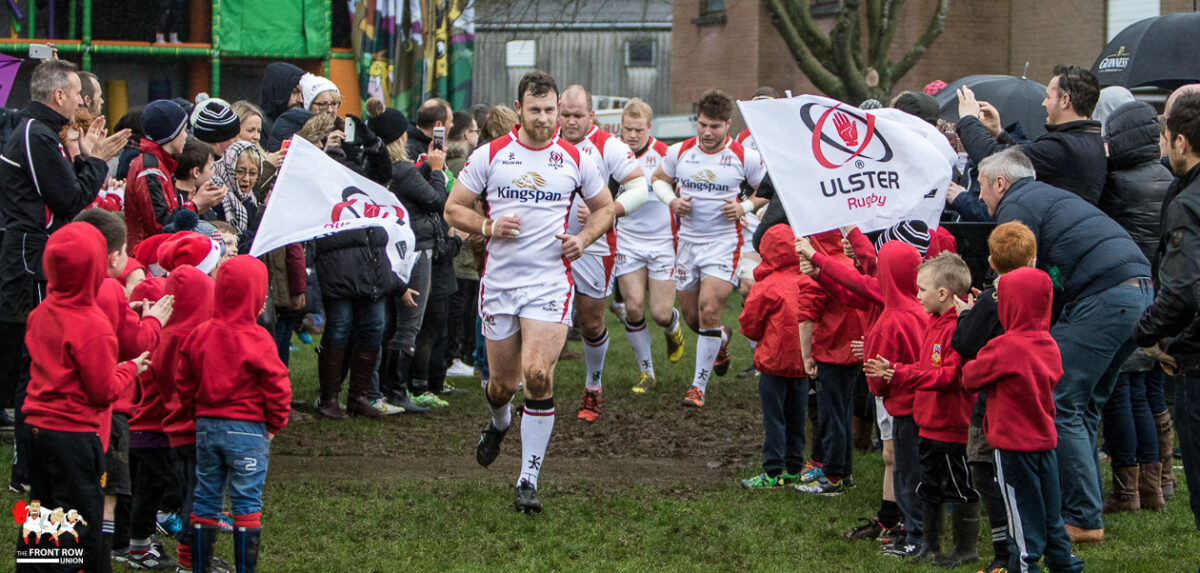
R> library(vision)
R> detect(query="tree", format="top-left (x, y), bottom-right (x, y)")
top-left (763, 0), bottom-right (952, 103)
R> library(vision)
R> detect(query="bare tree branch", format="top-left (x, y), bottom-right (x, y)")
top-left (782, 0), bottom-right (836, 70)
top-left (762, 0), bottom-right (845, 98)
top-left (831, 0), bottom-right (868, 101)
top-left (865, 0), bottom-right (884, 65)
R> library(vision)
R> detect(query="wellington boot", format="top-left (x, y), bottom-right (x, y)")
top-left (1102, 465), bottom-right (1140, 514)
top-left (315, 346), bottom-right (349, 420)
top-left (909, 501), bottom-right (944, 563)
top-left (1155, 410), bottom-right (1177, 500)
top-left (932, 501), bottom-right (979, 568)
top-left (1139, 462), bottom-right (1166, 511)
top-left (346, 347), bottom-right (383, 418)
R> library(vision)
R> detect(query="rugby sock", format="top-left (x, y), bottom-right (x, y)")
top-left (583, 330), bottom-right (609, 391)
top-left (692, 329), bottom-right (723, 393)
top-left (666, 308), bottom-right (680, 333)
top-left (518, 397), bottom-right (555, 489)
top-left (485, 383), bottom-right (512, 432)
top-left (624, 318), bottom-right (655, 378)
top-left (130, 537), bottom-right (151, 557)
top-left (878, 499), bottom-right (902, 529)
top-left (102, 519), bottom-right (115, 553)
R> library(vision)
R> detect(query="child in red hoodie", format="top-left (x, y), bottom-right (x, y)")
top-left (22, 222), bottom-right (150, 572)
top-left (865, 252), bottom-right (977, 565)
top-left (73, 208), bottom-right (176, 565)
top-left (963, 268), bottom-right (1084, 573)
top-left (737, 225), bottom-right (823, 488)
top-left (177, 255), bottom-right (291, 573)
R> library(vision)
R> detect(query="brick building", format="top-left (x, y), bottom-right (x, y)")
top-left (671, 0), bottom-right (1195, 119)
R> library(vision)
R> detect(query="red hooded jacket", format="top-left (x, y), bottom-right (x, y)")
top-left (98, 278), bottom-right (163, 416)
top-left (738, 225), bottom-right (823, 378)
top-left (150, 267), bottom-right (214, 444)
top-left (809, 230), bottom-right (866, 365)
top-left (124, 138), bottom-right (186, 251)
top-left (863, 243), bottom-right (929, 417)
top-left (891, 307), bottom-right (972, 443)
top-left (22, 223), bottom-right (138, 443)
top-left (177, 256), bottom-right (291, 435)
top-left (963, 268), bottom-right (1062, 452)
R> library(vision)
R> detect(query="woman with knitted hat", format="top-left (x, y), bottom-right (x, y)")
top-left (300, 73), bottom-right (341, 117)
top-left (191, 95), bottom-right (242, 157)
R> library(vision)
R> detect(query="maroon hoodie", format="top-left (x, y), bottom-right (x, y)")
top-left (177, 256), bottom-right (291, 435)
top-left (151, 267), bottom-right (214, 445)
top-left (809, 230), bottom-right (867, 365)
top-left (23, 223), bottom-right (138, 444)
top-left (963, 268), bottom-right (1062, 452)
top-left (892, 307), bottom-right (972, 443)
top-left (738, 225), bottom-right (823, 378)
top-left (864, 242), bottom-right (929, 417)
top-left (98, 278), bottom-right (162, 415)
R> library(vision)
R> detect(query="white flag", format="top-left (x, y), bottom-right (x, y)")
top-left (738, 95), bottom-right (956, 237)
top-left (249, 137), bottom-right (417, 283)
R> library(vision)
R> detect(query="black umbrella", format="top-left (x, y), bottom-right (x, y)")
top-left (1092, 12), bottom-right (1200, 90)
top-left (933, 75), bottom-right (1049, 139)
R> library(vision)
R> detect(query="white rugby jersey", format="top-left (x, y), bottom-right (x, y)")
top-left (458, 126), bottom-right (605, 292)
top-left (735, 128), bottom-right (758, 152)
top-left (567, 126), bottom-right (639, 256)
top-left (616, 137), bottom-right (673, 247)
top-left (660, 136), bottom-right (766, 243)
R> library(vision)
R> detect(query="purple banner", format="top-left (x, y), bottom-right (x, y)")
top-left (0, 53), bottom-right (22, 108)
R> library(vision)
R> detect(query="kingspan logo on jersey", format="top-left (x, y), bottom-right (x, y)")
top-left (680, 169), bottom-right (729, 192)
top-left (799, 102), bottom-right (900, 201)
top-left (495, 172), bottom-right (564, 203)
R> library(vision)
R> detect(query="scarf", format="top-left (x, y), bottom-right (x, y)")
top-left (213, 141), bottom-right (261, 232)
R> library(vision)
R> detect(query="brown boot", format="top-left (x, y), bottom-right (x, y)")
top-left (1101, 465), bottom-right (1140, 514)
top-left (346, 347), bottom-right (383, 418)
top-left (1139, 462), bottom-right (1166, 511)
top-left (1155, 410), bottom-right (1177, 500)
top-left (1064, 524), bottom-right (1104, 544)
top-left (315, 346), bottom-right (349, 420)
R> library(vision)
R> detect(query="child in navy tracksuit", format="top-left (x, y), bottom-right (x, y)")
top-left (177, 255), bottom-right (291, 573)
top-left (964, 268), bottom-right (1084, 573)
top-left (738, 225), bottom-right (823, 487)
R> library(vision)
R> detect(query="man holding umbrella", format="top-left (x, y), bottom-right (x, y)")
top-left (956, 65), bottom-right (1107, 205)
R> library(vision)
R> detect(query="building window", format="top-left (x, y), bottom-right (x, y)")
top-left (625, 39), bottom-right (655, 68)
top-left (702, 0), bottom-right (725, 14)
top-left (1106, 0), bottom-right (1159, 41)
top-left (506, 40), bottom-right (536, 68)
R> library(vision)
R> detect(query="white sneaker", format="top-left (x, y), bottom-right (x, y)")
top-left (446, 359), bottom-right (475, 378)
top-left (371, 399), bottom-right (405, 415)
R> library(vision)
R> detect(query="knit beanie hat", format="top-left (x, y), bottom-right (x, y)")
top-left (300, 73), bottom-right (340, 110)
top-left (191, 95), bottom-right (241, 144)
top-left (365, 98), bottom-right (409, 144)
top-left (893, 92), bottom-right (941, 126)
top-left (142, 100), bottom-right (189, 145)
top-left (157, 232), bottom-right (223, 275)
top-left (874, 220), bottom-right (931, 256)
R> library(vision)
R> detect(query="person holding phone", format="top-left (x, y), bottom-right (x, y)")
top-left (406, 98), bottom-right (454, 164)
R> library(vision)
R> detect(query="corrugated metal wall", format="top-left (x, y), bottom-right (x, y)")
top-left (474, 29), bottom-right (672, 115)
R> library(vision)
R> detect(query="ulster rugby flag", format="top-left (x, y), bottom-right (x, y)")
top-left (738, 95), bottom-right (955, 237)
top-left (250, 137), bottom-right (418, 282)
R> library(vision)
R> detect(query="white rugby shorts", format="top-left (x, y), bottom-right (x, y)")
top-left (479, 281), bottom-right (574, 341)
top-left (875, 396), bottom-right (894, 442)
top-left (571, 253), bottom-right (615, 299)
top-left (674, 236), bottom-right (741, 291)
top-left (614, 240), bottom-right (675, 282)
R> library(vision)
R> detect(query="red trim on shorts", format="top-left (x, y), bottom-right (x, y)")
top-left (731, 219), bottom-right (744, 283)
top-left (561, 209), bottom-right (575, 323)
top-left (605, 228), bottom-right (617, 256)
top-left (602, 253), bottom-right (615, 288)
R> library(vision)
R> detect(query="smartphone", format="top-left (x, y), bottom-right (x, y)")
top-left (344, 120), bottom-right (356, 143)
top-left (280, 138), bottom-right (292, 151)
top-left (28, 44), bottom-right (52, 60)
top-left (432, 126), bottom-right (445, 150)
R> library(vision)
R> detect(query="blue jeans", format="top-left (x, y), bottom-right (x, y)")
top-left (321, 297), bottom-right (386, 349)
top-left (1177, 375), bottom-right (1200, 530)
top-left (1101, 371), bottom-right (1159, 467)
top-left (758, 373), bottom-right (808, 477)
top-left (273, 316), bottom-right (296, 367)
top-left (1050, 280), bottom-right (1153, 530)
top-left (193, 418), bottom-right (270, 520)
top-left (816, 362), bottom-right (858, 478)
top-left (1146, 367), bottom-right (1168, 415)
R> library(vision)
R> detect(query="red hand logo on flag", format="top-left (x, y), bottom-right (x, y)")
top-left (832, 112), bottom-right (858, 147)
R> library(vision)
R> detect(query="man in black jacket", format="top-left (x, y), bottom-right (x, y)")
top-left (977, 147), bottom-right (1153, 543)
top-left (406, 98), bottom-right (453, 164)
top-left (0, 59), bottom-right (129, 490)
top-left (1134, 92), bottom-right (1200, 531)
top-left (956, 65), bottom-right (1107, 204)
